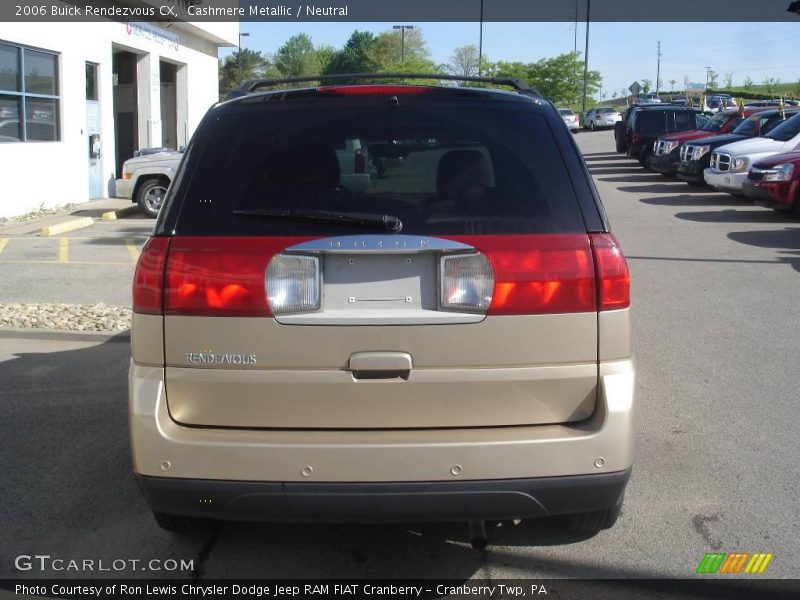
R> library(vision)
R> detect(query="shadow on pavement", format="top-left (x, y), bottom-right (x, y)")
top-left (640, 194), bottom-right (744, 207)
top-left (596, 173), bottom-right (664, 184)
top-left (625, 183), bottom-right (722, 195)
top-left (728, 228), bottom-right (800, 273)
top-left (1, 333), bottom-right (605, 581)
top-left (673, 209), bottom-right (789, 224)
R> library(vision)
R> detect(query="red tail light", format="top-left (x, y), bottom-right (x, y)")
top-left (632, 132), bottom-right (641, 144)
top-left (317, 85), bottom-right (431, 96)
top-left (449, 235), bottom-right (597, 315)
top-left (354, 149), bottom-right (365, 173)
top-left (132, 237), bottom-right (170, 315)
top-left (163, 237), bottom-right (313, 317)
top-left (590, 233), bottom-right (630, 310)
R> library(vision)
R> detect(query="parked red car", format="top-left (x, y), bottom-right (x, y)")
top-left (743, 151), bottom-right (800, 214)
top-left (648, 108), bottom-right (760, 175)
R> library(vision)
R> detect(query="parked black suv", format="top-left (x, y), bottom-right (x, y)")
top-left (624, 105), bottom-right (706, 167)
top-left (675, 108), bottom-right (800, 185)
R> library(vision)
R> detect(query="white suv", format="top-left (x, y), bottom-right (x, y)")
top-left (705, 112), bottom-right (800, 194)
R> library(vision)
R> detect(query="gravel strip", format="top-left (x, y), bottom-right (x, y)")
top-left (0, 303), bottom-right (131, 332)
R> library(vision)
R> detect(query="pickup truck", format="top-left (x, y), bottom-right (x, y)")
top-left (648, 109), bottom-right (751, 176)
top-left (115, 149), bottom-right (181, 218)
top-left (676, 109), bottom-right (798, 185)
top-left (742, 151), bottom-right (800, 214)
top-left (704, 112), bottom-right (800, 195)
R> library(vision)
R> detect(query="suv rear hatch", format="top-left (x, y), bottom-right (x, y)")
top-left (135, 86), bottom-right (628, 430)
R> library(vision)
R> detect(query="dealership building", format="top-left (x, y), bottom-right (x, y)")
top-left (0, 14), bottom-right (237, 219)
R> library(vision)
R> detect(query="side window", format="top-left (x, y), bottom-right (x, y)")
top-left (673, 111), bottom-right (692, 131)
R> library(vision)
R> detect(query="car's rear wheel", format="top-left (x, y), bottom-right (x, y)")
top-left (152, 511), bottom-right (214, 533)
top-left (136, 178), bottom-right (169, 219)
top-left (589, 120), bottom-right (595, 131)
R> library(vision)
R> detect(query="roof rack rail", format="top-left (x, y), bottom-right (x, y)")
top-left (231, 73), bottom-right (543, 99)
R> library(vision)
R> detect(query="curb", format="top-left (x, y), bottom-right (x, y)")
top-left (40, 217), bottom-right (94, 237)
top-left (101, 205), bottom-right (140, 220)
top-left (0, 327), bottom-right (130, 343)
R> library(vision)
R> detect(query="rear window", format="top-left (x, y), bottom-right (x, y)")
top-left (558, 109), bottom-right (574, 116)
top-left (636, 110), bottom-right (700, 134)
top-left (172, 103), bottom-right (587, 236)
top-left (596, 107), bottom-right (616, 114)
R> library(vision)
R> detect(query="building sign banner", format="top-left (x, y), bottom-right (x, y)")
top-left (125, 20), bottom-right (179, 51)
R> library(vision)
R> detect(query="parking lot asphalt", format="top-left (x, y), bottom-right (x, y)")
top-left (0, 215), bottom-right (153, 306)
top-left (1, 129), bottom-right (799, 582)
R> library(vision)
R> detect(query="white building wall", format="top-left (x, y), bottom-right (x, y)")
top-left (0, 19), bottom-right (231, 219)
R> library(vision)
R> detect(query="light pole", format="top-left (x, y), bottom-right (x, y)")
top-left (238, 32), bottom-right (250, 55)
top-left (393, 25), bottom-right (414, 63)
top-left (237, 33), bottom-right (250, 86)
top-left (581, 0), bottom-right (591, 117)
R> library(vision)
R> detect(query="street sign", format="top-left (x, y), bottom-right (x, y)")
top-left (629, 81), bottom-right (642, 96)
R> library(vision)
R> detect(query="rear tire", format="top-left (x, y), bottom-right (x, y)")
top-left (136, 178), bottom-right (169, 219)
top-left (564, 501), bottom-right (623, 534)
top-left (152, 511), bottom-right (213, 534)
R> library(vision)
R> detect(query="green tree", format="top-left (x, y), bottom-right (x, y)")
top-left (218, 49), bottom-right (267, 98)
top-left (707, 69), bottom-right (719, 88)
top-left (371, 28), bottom-right (430, 68)
top-left (742, 76), bottom-right (754, 90)
top-left (668, 79), bottom-right (676, 92)
top-left (323, 31), bottom-right (378, 78)
top-left (641, 79), bottom-right (652, 93)
top-left (792, 78), bottom-right (800, 100)
top-left (494, 52), bottom-right (600, 106)
top-left (315, 44), bottom-right (336, 74)
top-left (275, 33), bottom-right (319, 77)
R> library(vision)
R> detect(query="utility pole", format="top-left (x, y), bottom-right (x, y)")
top-left (573, 0), bottom-right (578, 105)
top-left (581, 0), bottom-right (591, 117)
top-left (705, 66), bottom-right (711, 90)
top-left (656, 41), bottom-right (662, 96)
top-left (478, 0), bottom-right (484, 75)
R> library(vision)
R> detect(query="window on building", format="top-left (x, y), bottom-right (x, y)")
top-left (0, 41), bottom-right (60, 142)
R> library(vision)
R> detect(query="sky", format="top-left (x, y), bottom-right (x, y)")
top-left (221, 21), bottom-right (800, 97)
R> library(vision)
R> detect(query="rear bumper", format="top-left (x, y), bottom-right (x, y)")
top-left (115, 178), bottom-right (133, 200)
top-left (137, 469), bottom-right (630, 523)
top-left (129, 358), bottom-right (635, 522)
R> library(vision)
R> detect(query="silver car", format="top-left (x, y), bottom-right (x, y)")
top-left (583, 107), bottom-right (622, 131)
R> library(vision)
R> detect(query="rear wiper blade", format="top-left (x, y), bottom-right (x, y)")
top-left (233, 208), bottom-right (403, 233)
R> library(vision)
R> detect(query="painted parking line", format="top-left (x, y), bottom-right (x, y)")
top-left (125, 238), bottom-right (141, 261)
top-left (59, 238), bottom-right (69, 263)
top-left (0, 237), bottom-right (142, 265)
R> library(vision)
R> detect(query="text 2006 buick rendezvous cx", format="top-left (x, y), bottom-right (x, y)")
top-left (129, 75), bottom-right (635, 544)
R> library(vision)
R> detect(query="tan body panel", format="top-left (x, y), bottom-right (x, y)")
top-left (129, 359), bottom-right (635, 482)
top-left (163, 313), bottom-right (598, 428)
top-left (131, 313), bottom-right (163, 366)
top-left (165, 363), bottom-right (597, 428)
top-left (163, 313), bottom-right (597, 369)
